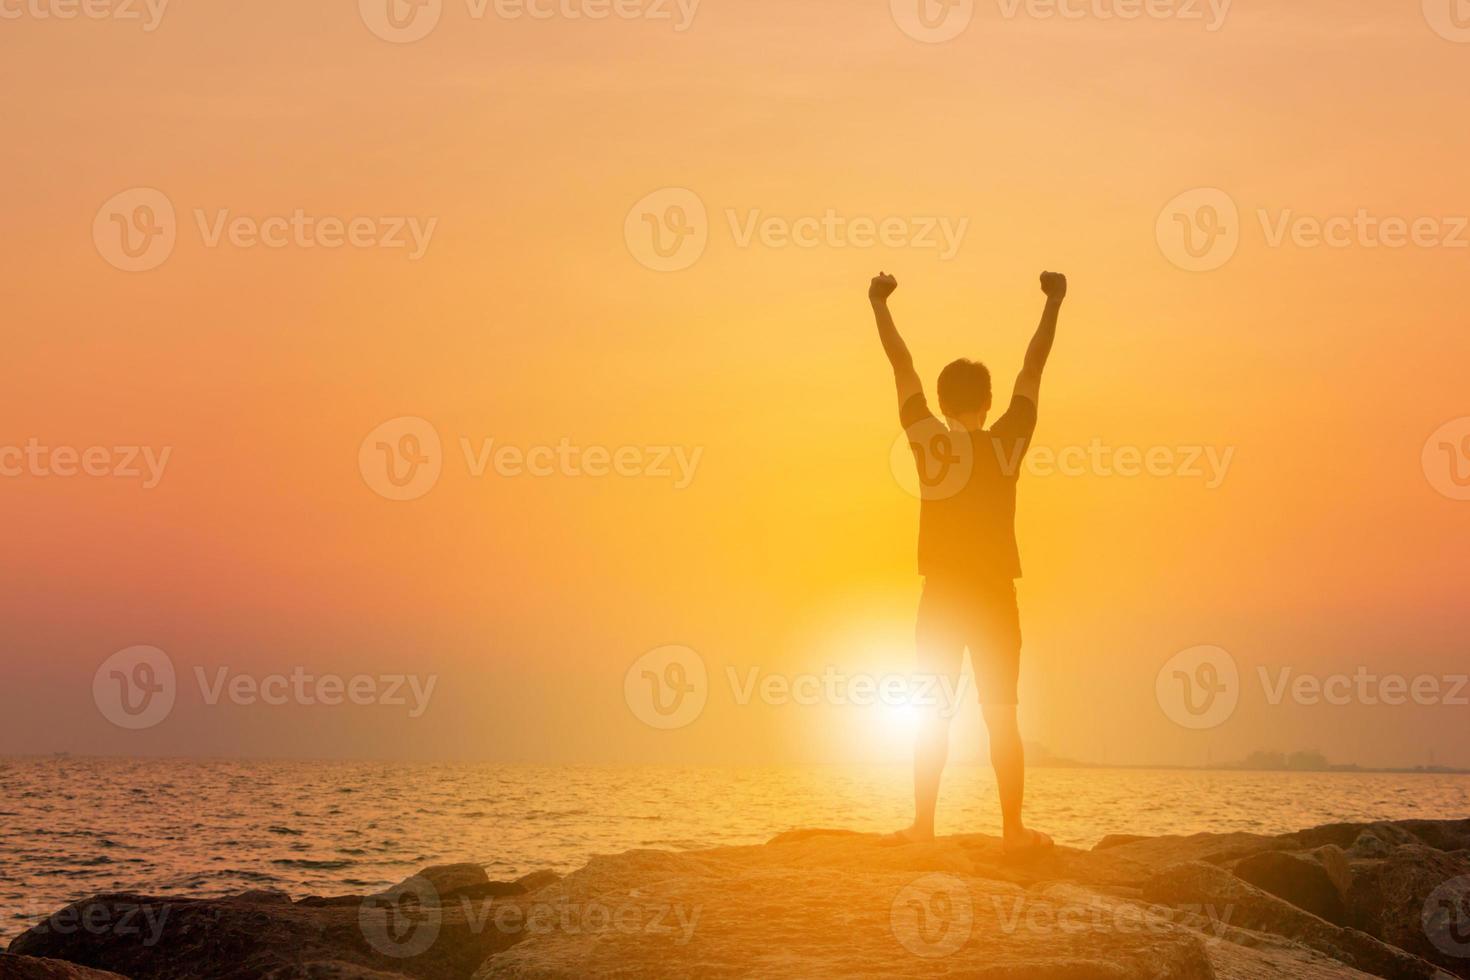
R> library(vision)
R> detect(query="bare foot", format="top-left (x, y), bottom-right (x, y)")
top-left (879, 825), bottom-right (935, 847)
top-left (1002, 828), bottom-right (1054, 857)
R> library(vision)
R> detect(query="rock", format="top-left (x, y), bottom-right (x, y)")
top-left (1092, 833), bottom-right (1151, 850)
top-left (764, 828), bottom-right (863, 846)
top-left (259, 964), bottom-right (422, 980)
top-left (374, 865), bottom-right (551, 905)
top-left (511, 870), bottom-right (560, 894)
top-left (0, 954), bottom-right (128, 979)
top-left (1233, 848), bottom-right (1349, 924)
top-left (235, 889), bottom-right (294, 905)
top-left (13, 819), bottom-right (1470, 979)
top-left (6, 889), bottom-right (529, 980)
top-left (1142, 860), bottom-right (1444, 979)
top-left (1317, 843), bottom-right (1353, 899)
top-left (1297, 820), bottom-right (1424, 853)
top-left (410, 864), bottom-right (489, 902)
top-left (1341, 842), bottom-right (1470, 974)
top-left (1085, 830), bottom-right (1296, 870)
top-left (1293, 819), bottom-right (1470, 856)
top-left (472, 841), bottom-right (1219, 979)
top-left (1348, 828), bottom-right (1393, 859)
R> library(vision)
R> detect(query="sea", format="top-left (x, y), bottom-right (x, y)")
top-left (3, 756), bottom-right (1468, 941)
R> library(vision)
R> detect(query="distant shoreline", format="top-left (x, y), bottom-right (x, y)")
top-left (10, 753), bottom-right (1470, 775)
top-left (1031, 759), bottom-right (1470, 775)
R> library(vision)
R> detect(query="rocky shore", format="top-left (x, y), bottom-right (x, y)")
top-left (6, 817), bottom-right (1470, 978)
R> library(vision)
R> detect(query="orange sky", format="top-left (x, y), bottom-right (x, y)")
top-left (2, 0), bottom-right (1469, 768)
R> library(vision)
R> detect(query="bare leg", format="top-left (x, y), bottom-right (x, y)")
top-left (885, 586), bottom-right (961, 845)
top-left (909, 708), bottom-right (950, 840)
top-left (982, 703), bottom-right (1028, 845)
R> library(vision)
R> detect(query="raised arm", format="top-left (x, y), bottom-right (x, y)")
top-left (1013, 271), bottom-right (1067, 405)
top-left (869, 273), bottom-right (923, 410)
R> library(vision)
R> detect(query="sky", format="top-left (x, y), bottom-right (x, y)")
top-left (2, 0), bottom-right (1468, 768)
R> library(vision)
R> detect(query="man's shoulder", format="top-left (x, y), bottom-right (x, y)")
top-left (899, 392), bottom-right (938, 430)
top-left (991, 394), bottom-right (1038, 434)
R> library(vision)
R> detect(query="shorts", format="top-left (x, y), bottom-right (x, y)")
top-left (916, 576), bottom-right (1023, 706)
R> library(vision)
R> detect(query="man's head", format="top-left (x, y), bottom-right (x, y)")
top-left (937, 358), bottom-right (992, 424)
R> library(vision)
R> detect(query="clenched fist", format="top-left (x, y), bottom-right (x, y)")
top-left (1040, 271), bottom-right (1067, 300)
top-left (869, 272), bottom-right (898, 303)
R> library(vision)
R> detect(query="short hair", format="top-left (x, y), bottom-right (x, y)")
top-left (937, 359), bottom-right (992, 417)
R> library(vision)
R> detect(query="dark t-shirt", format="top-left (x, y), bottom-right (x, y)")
top-left (900, 393), bottom-right (1038, 581)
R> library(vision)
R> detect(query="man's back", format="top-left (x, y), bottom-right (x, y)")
top-left (900, 392), bottom-right (1038, 582)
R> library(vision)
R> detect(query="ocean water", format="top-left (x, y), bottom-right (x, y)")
top-left (2, 756), bottom-right (1467, 941)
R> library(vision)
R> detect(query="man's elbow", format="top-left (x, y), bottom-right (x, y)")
top-left (1014, 368), bottom-right (1042, 402)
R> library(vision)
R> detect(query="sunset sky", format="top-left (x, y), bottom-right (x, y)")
top-left (3, 0), bottom-right (1468, 769)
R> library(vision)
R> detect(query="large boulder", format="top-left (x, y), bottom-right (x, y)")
top-left (5, 885), bottom-right (530, 980)
top-left (1233, 846), bottom-right (1351, 924)
top-left (0, 954), bottom-right (129, 979)
top-left (1142, 860), bottom-right (1445, 979)
top-left (410, 865), bottom-right (489, 902)
top-left (1342, 842), bottom-right (1470, 974)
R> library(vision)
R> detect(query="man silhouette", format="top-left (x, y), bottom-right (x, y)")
top-left (870, 270), bottom-right (1067, 855)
